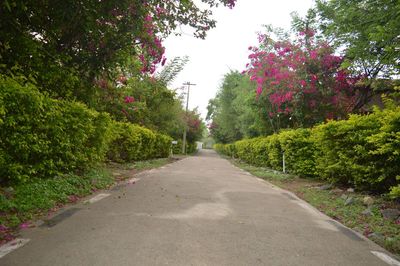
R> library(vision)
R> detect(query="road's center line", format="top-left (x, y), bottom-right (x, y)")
top-left (371, 251), bottom-right (400, 266)
top-left (0, 239), bottom-right (30, 258)
top-left (85, 193), bottom-right (110, 204)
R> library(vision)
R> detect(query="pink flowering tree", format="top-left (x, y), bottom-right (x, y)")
top-left (244, 28), bottom-right (359, 131)
top-left (0, 0), bottom-right (236, 101)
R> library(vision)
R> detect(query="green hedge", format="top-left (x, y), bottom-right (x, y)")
top-left (0, 77), bottom-right (113, 184)
top-left (0, 76), bottom-right (172, 184)
top-left (107, 122), bottom-right (171, 162)
top-left (214, 106), bottom-right (400, 196)
top-left (313, 107), bottom-right (400, 193)
top-left (279, 129), bottom-right (316, 178)
top-left (171, 139), bottom-right (197, 155)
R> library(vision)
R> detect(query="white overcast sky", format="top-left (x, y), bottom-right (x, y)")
top-left (163, 0), bottom-right (314, 119)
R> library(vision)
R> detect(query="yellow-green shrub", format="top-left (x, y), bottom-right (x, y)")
top-left (279, 128), bottom-right (316, 178)
top-left (213, 143), bottom-right (226, 155)
top-left (0, 76), bottom-right (114, 184)
top-left (213, 105), bottom-right (400, 196)
top-left (107, 122), bottom-right (172, 162)
top-left (153, 133), bottom-right (173, 158)
top-left (265, 134), bottom-right (282, 170)
top-left (313, 106), bottom-right (400, 192)
top-left (171, 140), bottom-right (197, 155)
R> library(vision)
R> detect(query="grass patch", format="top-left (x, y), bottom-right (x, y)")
top-left (124, 158), bottom-right (174, 171)
top-left (301, 188), bottom-right (400, 255)
top-left (233, 162), bottom-right (295, 182)
top-left (229, 158), bottom-right (400, 256)
top-left (0, 167), bottom-right (114, 243)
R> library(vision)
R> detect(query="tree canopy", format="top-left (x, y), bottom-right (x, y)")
top-left (0, 0), bottom-right (236, 99)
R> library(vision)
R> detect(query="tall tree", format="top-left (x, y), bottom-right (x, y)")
top-left (245, 27), bottom-right (358, 131)
top-left (0, 0), bottom-right (236, 100)
top-left (312, 0), bottom-right (400, 110)
top-left (207, 71), bottom-right (264, 143)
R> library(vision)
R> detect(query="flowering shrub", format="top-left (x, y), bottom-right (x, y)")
top-left (244, 29), bottom-right (358, 130)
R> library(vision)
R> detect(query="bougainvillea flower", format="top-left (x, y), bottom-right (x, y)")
top-left (124, 96), bottom-right (135, 103)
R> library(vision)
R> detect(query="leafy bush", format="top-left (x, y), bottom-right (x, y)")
top-left (213, 143), bottom-right (226, 155)
top-left (107, 122), bottom-right (171, 162)
top-left (0, 76), bottom-right (114, 184)
top-left (265, 134), bottom-right (282, 170)
top-left (171, 139), bottom-right (197, 155)
top-left (389, 183), bottom-right (400, 199)
top-left (0, 168), bottom-right (113, 228)
top-left (153, 133), bottom-right (173, 158)
top-left (279, 128), bottom-right (316, 178)
top-left (0, 75), bottom-right (172, 184)
top-left (312, 106), bottom-right (400, 192)
top-left (213, 105), bottom-right (400, 196)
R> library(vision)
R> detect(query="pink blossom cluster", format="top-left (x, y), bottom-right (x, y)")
top-left (226, 0), bottom-right (236, 8)
top-left (138, 14), bottom-right (166, 74)
top-left (244, 30), bottom-right (358, 123)
top-left (124, 96), bottom-right (135, 103)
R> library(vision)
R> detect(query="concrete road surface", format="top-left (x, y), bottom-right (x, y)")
top-left (1, 150), bottom-right (398, 266)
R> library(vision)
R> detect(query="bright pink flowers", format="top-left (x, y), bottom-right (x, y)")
top-left (124, 96), bottom-right (135, 103)
top-left (244, 28), bottom-right (358, 128)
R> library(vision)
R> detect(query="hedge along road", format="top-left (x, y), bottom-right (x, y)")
top-left (1, 150), bottom-right (397, 266)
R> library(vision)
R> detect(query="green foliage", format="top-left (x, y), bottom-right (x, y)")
top-left (156, 56), bottom-right (190, 86)
top-left (0, 76), bottom-right (114, 184)
top-left (389, 184), bottom-right (400, 199)
top-left (125, 158), bottom-right (172, 171)
top-left (278, 129), bottom-right (317, 178)
top-left (207, 71), bottom-right (266, 144)
top-left (0, 75), bottom-right (173, 184)
top-left (215, 106), bottom-right (400, 196)
top-left (0, 168), bottom-right (113, 228)
top-left (0, 0), bottom-right (235, 99)
top-left (315, 0), bottom-right (400, 77)
top-left (97, 75), bottom-right (186, 141)
top-left (107, 122), bottom-right (172, 163)
top-left (172, 139), bottom-right (198, 155)
top-left (313, 106), bottom-right (400, 192)
top-left (233, 135), bottom-right (282, 170)
top-left (154, 133), bottom-right (173, 158)
top-left (185, 108), bottom-right (206, 144)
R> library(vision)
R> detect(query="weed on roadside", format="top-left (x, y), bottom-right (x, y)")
top-left (124, 158), bottom-right (174, 171)
top-left (0, 168), bottom-right (114, 244)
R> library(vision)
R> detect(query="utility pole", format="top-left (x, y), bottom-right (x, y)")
top-left (182, 82), bottom-right (196, 154)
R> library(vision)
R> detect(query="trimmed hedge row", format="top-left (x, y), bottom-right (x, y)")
top-left (0, 76), bottom-right (172, 184)
top-left (171, 139), bottom-right (197, 155)
top-left (107, 122), bottom-right (171, 162)
top-left (215, 106), bottom-right (400, 197)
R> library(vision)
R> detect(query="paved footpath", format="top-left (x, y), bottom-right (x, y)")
top-left (1, 150), bottom-right (398, 266)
